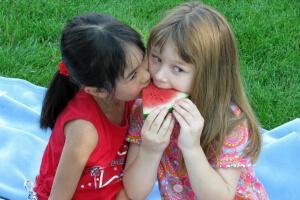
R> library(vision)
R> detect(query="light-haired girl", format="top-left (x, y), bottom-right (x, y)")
top-left (123, 2), bottom-right (268, 200)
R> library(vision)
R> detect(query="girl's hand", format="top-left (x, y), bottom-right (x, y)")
top-left (141, 107), bottom-right (175, 155)
top-left (173, 99), bottom-right (204, 151)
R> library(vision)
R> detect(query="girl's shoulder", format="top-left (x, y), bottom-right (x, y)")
top-left (55, 117), bottom-right (98, 148)
top-left (211, 119), bottom-right (251, 168)
top-left (127, 99), bottom-right (144, 144)
top-left (229, 102), bottom-right (242, 117)
top-left (132, 98), bottom-right (143, 111)
top-left (65, 119), bottom-right (98, 143)
top-left (226, 103), bottom-right (250, 151)
top-left (212, 103), bottom-right (250, 167)
top-left (130, 98), bottom-right (143, 126)
top-left (225, 103), bottom-right (249, 150)
top-left (224, 120), bottom-right (249, 153)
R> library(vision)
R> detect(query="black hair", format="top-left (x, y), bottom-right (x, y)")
top-left (40, 13), bottom-right (145, 129)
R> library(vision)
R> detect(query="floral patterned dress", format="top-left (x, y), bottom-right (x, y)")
top-left (127, 99), bottom-right (269, 200)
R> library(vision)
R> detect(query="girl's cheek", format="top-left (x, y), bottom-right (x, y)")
top-left (149, 64), bottom-right (156, 77)
top-left (141, 57), bottom-right (149, 70)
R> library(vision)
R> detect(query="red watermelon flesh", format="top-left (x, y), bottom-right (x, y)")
top-left (142, 82), bottom-right (188, 117)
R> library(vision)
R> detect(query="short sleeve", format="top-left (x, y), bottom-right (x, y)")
top-left (211, 120), bottom-right (252, 168)
top-left (126, 99), bottom-right (144, 144)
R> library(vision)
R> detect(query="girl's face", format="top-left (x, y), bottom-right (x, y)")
top-left (114, 47), bottom-right (150, 101)
top-left (149, 41), bottom-right (195, 94)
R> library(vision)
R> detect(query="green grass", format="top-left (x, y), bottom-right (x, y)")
top-left (0, 0), bottom-right (299, 129)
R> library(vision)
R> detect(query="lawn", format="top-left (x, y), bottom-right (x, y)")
top-left (0, 0), bottom-right (299, 129)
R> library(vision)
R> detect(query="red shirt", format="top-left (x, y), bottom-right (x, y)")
top-left (34, 90), bottom-right (133, 200)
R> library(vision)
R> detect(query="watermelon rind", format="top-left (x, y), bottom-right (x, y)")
top-left (143, 92), bottom-right (188, 118)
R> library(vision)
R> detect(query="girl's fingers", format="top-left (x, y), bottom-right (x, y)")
top-left (173, 103), bottom-right (193, 125)
top-left (172, 109), bottom-right (189, 129)
top-left (157, 114), bottom-right (173, 136)
top-left (164, 116), bottom-right (175, 139)
top-left (142, 107), bottom-right (164, 132)
top-left (149, 108), bottom-right (169, 133)
top-left (176, 99), bottom-right (191, 111)
top-left (175, 99), bottom-right (202, 120)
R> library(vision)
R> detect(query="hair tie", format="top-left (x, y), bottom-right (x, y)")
top-left (58, 60), bottom-right (69, 76)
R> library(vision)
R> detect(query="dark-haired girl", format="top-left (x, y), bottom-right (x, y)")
top-left (34, 13), bottom-right (150, 200)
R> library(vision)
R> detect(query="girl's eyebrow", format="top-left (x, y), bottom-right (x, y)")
top-left (125, 66), bottom-right (138, 79)
top-left (171, 59), bottom-right (186, 66)
top-left (124, 53), bottom-right (144, 79)
top-left (151, 48), bottom-right (160, 54)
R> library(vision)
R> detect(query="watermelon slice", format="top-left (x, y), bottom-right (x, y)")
top-left (142, 82), bottom-right (188, 117)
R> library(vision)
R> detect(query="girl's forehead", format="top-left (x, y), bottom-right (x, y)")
top-left (151, 41), bottom-right (195, 68)
top-left (126, 46), bottom-right (143, 63)
top-left (151, 40), bottom-right (176, 52)
top-left (151, 41), bottom-right (178, 56)
top-left (123, 46), bottom-right (144, 73)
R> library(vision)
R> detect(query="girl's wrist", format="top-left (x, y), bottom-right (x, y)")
top-left (180, 145), bottom-right (203, 157)
top-left (139, 145), bottom-right (164, 159)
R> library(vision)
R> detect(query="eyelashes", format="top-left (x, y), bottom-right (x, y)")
top-left (173, 66), bottom-right (184, 73)
top-left (151, 54), bottom-right (161, 63)
top-left (129, 71), bottom-right (137, 80)
top-left (150, 53), bottom-right (185, 73)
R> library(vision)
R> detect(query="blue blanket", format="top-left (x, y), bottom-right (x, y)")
top-left (0, 76), bottom-right (299, 200)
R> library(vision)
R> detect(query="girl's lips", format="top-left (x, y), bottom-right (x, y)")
top-left (152, 81), bottom-right (170, 90)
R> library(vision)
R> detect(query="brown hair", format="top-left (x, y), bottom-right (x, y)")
top-left (147, 2), bottom-right (261, 162)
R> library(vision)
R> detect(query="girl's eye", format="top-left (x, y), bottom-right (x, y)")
top-left (173, 66), bottom-right (183, 73)
top-left (151, 54), bottom-right (161, 63)
top-left (129, 71), bottom-right (137, 80)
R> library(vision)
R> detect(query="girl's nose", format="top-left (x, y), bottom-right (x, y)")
top-left (154, 67), bottom-right (167, 82)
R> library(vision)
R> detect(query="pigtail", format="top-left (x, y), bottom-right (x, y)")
top-left (40, 72), bottom-right (79, 129)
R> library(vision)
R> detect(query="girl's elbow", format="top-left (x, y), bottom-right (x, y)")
top-left (194, 190), bottom-right (236, 200)
top-left (126, 192), bottom-right (149, 200)
top-left (222, 189), bottom-right (237, 200)
top-left (224, 184), bottom-right (237, 200)
top-left (123, 185), bottom-right (151, 200)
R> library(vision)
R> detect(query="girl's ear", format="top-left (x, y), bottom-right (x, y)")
top-left (84, 86), bottom-right (108, 98)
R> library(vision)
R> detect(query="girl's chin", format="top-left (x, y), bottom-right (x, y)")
top-left (152, 81), bottom-right (170, 89)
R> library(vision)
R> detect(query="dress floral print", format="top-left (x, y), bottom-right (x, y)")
top-left (127, 99), bottom-right (269, 199)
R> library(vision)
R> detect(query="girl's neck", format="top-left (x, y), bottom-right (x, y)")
top-left (93, 96), bottom-right (125, 125)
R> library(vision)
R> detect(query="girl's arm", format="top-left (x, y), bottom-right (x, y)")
top-left (173, 99), bottom-right (241, 200)
top-left (49, 120), bottom-right (98, 200)
top-left (181, 147), bottom-right (241, 200)
top-left (123, 107), bottom-right (175, 200)
top-left (123, 143), bottom-right (162, 200)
